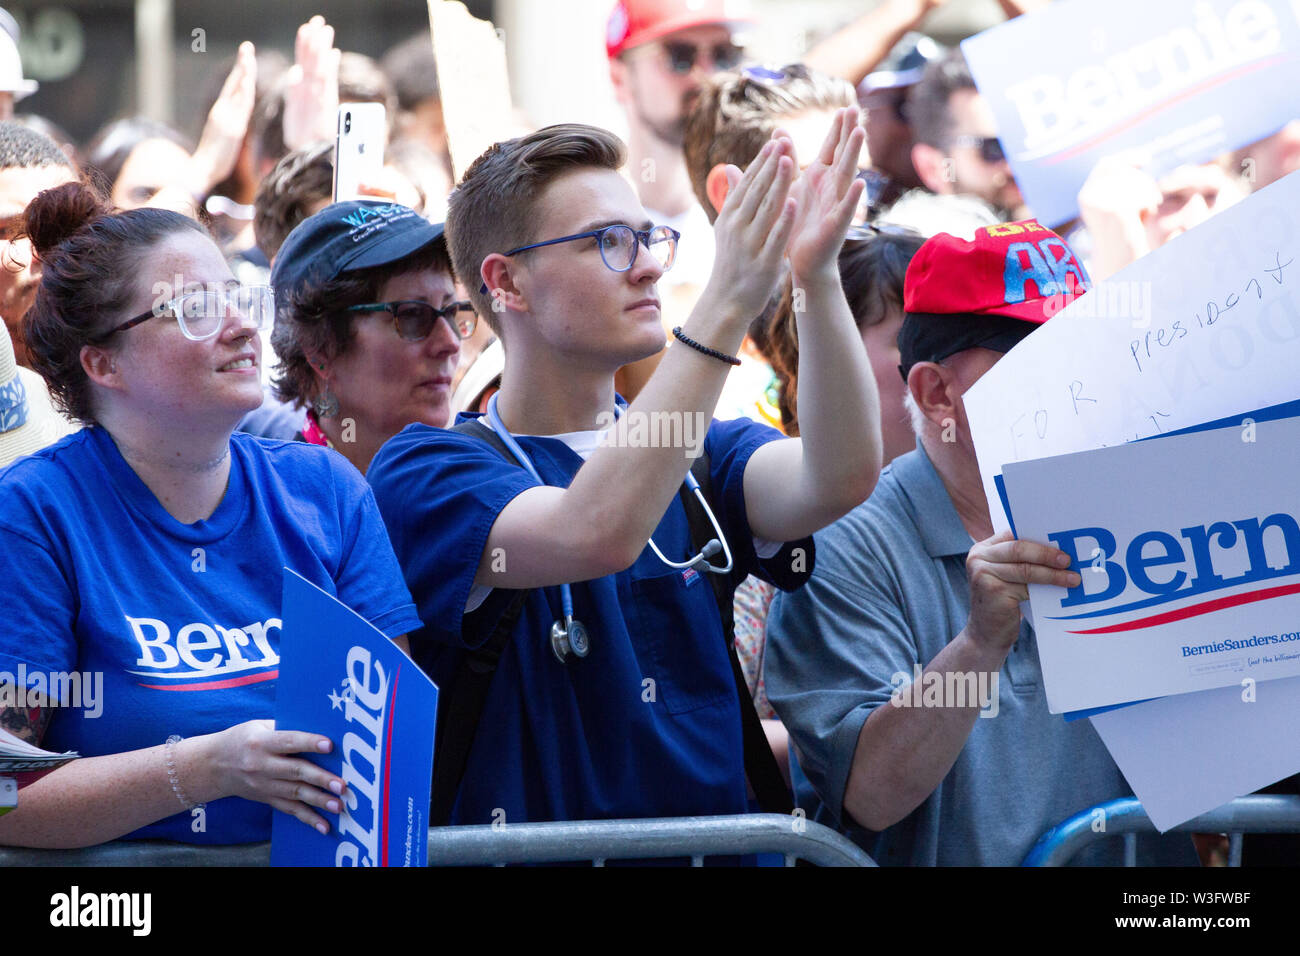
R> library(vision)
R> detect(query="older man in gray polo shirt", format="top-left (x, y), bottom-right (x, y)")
top-left (766, 221), bottom-right (1196, 866)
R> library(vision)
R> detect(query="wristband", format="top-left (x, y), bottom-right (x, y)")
top-left (672, 326), bottom-right (741, 366)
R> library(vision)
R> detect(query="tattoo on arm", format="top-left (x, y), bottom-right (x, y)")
top-left (0, 688), bottom-right (52, 745)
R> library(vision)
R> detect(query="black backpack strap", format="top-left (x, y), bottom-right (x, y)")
top-left (429, 419), bottom-right (533, 826)
top-left (680, 454), bottom-right (794, 815)
top-left (429, 588), bottom-right (529, 826)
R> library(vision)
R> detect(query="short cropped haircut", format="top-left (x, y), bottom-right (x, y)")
top-left (446, 124), bottom-right (626, 334)
top-left (905, 49), bottom-right (976, 150)
top-left (0, 120), bottom-right (75, 170)
top-left (683, 64), bottom-right (855, 224)
top-left (253, 143), bottom-right (333, 260)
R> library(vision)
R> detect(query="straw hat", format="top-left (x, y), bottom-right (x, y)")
top-left (0, 323), bottom-right (78, 467)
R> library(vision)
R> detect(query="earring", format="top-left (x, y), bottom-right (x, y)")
top-left (313, 388), bottom-right (339, 419)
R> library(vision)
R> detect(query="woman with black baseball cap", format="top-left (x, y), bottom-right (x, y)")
top-left (270, 200), bottom-right (474, 474)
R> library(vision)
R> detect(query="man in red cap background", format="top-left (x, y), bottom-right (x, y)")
top-left (607, 0), bottom-right (750, 294)
top-left (764, 220), bottom-right (1197, 865)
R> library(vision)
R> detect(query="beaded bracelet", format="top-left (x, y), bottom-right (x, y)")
top-left (672, 326), bottom-right (741, 366)
top-left (164, 734), bottom-right (205, 811)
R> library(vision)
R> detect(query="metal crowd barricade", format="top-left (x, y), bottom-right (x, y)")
top-left (1023, 795), bottom-right (1300, 866)
top-left (0, 813), bottom-right (876, 867)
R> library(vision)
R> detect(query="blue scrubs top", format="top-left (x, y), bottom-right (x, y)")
top-left (368, 415), bottom-right (812, 825)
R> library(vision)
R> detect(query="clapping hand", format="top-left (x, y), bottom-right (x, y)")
top-left (704, 135), bottom-right (799, 324)
top-left (784, 107), bottom-right (867, 282)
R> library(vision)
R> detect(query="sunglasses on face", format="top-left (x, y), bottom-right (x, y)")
top-left (661, 41), bottom-right (746, 75)
top-left (346, 300), bottom-right (478, 341)
top-left (952, 135), bottom-right (1007, 164)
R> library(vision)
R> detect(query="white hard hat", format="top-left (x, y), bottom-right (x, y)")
top-left (0, 27), bottom-right (37, 100)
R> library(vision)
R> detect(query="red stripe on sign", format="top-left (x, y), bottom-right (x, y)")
top-left (1068, 581), bottom-right (1300, 634)
top-left (380, 665), bottom-right (399, 867)
top-left (138, 669), bottom-right (279, 691)
top-left (1043, 54), bottom-right (1290, 165)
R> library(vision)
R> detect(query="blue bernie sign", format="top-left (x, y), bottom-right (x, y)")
top-left (271, 570), bottom-right (437, 867)
top-left (962, 0), bottom-right (1300, 225)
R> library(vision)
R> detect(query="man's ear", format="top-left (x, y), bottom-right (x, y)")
top-left (481, 254), bottom-right (527, 314)
top-left (911, 143), bottom-right (954, 195)
top-left (907, 361), bottom-right (958, 429)
top-left (705, 163), bottom-right (731, 219)
top-left (79, 344), bottom-right (119, 388)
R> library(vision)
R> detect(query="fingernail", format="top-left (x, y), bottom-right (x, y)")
top-left (317, 739), bottom-right (331, 753)
top-left (1056, 553), bottom-right (1071, 566)
top-left (327, 799), bottom-right (340, 813)
top-left (316, 822), bottom-right (329, 835)
top-left (329, 780), bottom-right (343, 795)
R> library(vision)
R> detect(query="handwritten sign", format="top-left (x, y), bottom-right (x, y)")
top-left (966, 170), bottom-right (1300, 535)
top-left (962, 0), bottom-right (1300, 225)
top-left (429, 0), bottom-right (516, 181)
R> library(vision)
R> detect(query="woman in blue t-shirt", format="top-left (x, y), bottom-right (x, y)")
top-left (0, 181), bottom-right (422, 848)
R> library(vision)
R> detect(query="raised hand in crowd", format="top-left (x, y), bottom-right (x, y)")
top-left (136, 42), bottom-right (257, 217)
top-left (283, 15), bottom-right (341, 152)
top-left (186, 40), bottom-right (258, 199)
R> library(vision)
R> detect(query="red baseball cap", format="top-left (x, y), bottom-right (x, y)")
top-left (898, 219), bottom-right (1090, 379)
top-left (606, 0), bottom-right (752, 59)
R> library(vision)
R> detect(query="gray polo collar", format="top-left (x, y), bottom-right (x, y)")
top-left (892, 440), bottom-right (975, 559)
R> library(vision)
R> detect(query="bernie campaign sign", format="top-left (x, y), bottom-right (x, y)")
top-left (962, 0), bottom-right (1300, 225)
top-left (1001, 409), bottom-right (1300, 714)
top-left (271, 570), bottom-right (437, 867)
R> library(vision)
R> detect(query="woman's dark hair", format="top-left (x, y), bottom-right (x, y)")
top-left (271, 238), bottom-right (456, 410)
top-left (764, 228), bottom-right (925, 435)
top-left (21, 181), bottom-right (208, 424)
top-left (83, 117), bottom-right (193, 195)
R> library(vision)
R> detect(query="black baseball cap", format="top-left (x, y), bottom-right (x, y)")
top-left (270, 201), bottom-right (446, 306)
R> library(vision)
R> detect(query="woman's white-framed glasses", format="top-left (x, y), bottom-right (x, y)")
top-left (95, 285), bottom-right (274, 343)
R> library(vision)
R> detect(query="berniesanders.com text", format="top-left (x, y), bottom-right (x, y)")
top-left (1182, 630), bottom-right (1300, 657)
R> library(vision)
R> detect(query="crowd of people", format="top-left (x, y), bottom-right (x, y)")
top-left (0, 0), bottom-right (1296, 866)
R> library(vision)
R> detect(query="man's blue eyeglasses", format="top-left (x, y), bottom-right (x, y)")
top-left (480, 224), bottom-right (680, 293)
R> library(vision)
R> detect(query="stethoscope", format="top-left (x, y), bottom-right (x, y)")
top-left (486, 394), bottom-right (734, 663)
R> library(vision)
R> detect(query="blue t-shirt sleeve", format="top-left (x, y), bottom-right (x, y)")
top-left (0, 519), bottom-right (78, 680)
top-left (367, 425), bottom-right (539, 649)
top-left (329, 455), bottom-right (424, 639)
top-left (704, 417), bottom-right (814, 590)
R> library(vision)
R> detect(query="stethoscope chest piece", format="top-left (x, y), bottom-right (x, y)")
top-left (551, 615), bottom-right (590, 664)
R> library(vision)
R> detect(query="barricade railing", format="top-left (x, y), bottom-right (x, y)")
top-left (1024, 795), bottom-right (1300, 866)
top-left (0, 813), bottom-right (876, 867)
